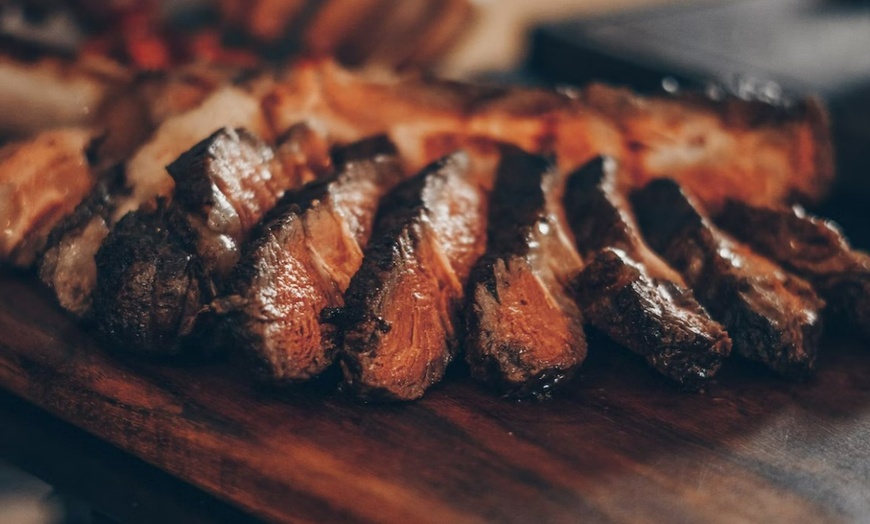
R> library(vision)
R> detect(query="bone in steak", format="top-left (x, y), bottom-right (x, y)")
top-left (632, 179), bottom-right (824, 378)
top-left (717, 201), bottom-right (870, 340)
top-left (464, 147), bottom-right (586, 398)
top-left (565, 157), bottom-right (731, 387)
top-left (221, 136), bottom-right (404, 383)
top-left (94, 126), bottom-right (327, 354)
top-left (336, 151), bottom-right (488, 400)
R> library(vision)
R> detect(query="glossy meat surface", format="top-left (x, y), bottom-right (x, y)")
top-left (717, 201), bottom-right (870, 340)
top-left (337, 152), bottom-right (488, 400)
top-left (465, 147), bottom-right (586, 398)
top-left (633, 179), bottom-right (824, 378)
top-left (565, 158), bottom-right (731, 387)
top-left (224, 136), bottom-right (403, 382)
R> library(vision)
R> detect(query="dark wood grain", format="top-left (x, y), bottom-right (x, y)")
top-left (1, 269), bottom-right (870, 523)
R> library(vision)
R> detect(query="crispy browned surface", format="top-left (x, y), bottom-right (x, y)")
top-left (717, 201), bottom-right (870, 340)
top-left (94, 126), bottom-right (316, 354)
top-left (565, 157), bottom-right (731, 387)
top-left (264, 59), bottom-right (833, 209)
top-left (337, 152), bottom-right (488, 400)
top-left (465, 147), bottom-right (586, 398)
top-left (632, 179), bottom-right (824, 378)
top-left (0, 128), bottom-right (96, 267)
top-left (224, 137), bottom-right (403, 383)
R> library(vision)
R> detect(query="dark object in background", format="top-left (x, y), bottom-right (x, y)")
top-left (529, 0), bottom-right (870, 247)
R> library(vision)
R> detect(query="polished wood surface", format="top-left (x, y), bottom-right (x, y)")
top-left (1, 270), bottom-right (869, 523)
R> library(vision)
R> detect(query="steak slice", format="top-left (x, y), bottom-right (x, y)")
top-left (38, 167), bottom-right (125, 318)
top-left (222, 136), bottom-right (404, 383)
top-left (717, 201), bottom-right (870, 340)
top-left (632, 179), bottom-right (824, 378)
top-left (337, 151), bottom-right (488, 401)
top-left (465, 147), bottom-right (586, 398)
top-left (94, 126), bottom-right (328, 354)
top-left (565, 157), bottom-right (731, 387)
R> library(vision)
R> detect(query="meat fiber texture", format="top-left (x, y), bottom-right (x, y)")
top-left (632, 179), bottom-right (825, 379)
top-left (565, 157), bottom-right (731, 387)
top-left (223, 136), bottom-right (404, 383)
top-left (717, 201), bottom-right (870, 341)
top-left (465, 146), bottom-right (587, 399)
top-left (337, 152), bottom-right (488, 401)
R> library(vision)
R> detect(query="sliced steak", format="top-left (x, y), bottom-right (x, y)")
top-left (222, 136), bottom-right (404, 383)
top-left (565, 157), bottom-right (731, 387)
top-left (465, 147), bottom-right (586, 398)
top-left (94, 126), bottom-right (328, 354)
top-left (717, 201), bottom-right (870, 340)
top-left (38, 167), bottom-right (126, 318)
top-left (337, 152), bottom-right (488, 401)
top-left (632, 179), bottom-right (824, 378)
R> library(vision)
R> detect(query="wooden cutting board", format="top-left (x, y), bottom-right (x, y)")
top-left (1, 269), bottom-right (869, 523)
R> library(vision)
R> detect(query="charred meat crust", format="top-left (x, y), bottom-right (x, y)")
top-left (632, 179), bottom-right (824, 378)
top-left (38, 166), bottom-right (126, 318)
top-left (716, 201), bottom-right (870, 340)
top-left (223, 136), bottom-right (403, 383)
top-left (465, 147), bottom-right (586, 399)
top-left (93, 205), bottom-right (207, 355)
top-left (575, 249), bottom-right (731, 387)
top-left (94, 126), bottom-right (305, 355)
top-left (337, 152), bottom-right (487, 401)
top-left (565, 158), bottom-right (730, 387)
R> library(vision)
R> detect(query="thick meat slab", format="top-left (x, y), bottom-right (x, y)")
top-left (94, 127), bottom-right (322, 354)
top-left (632, 179), bottom-right (824, 378)
top-left (0, 128), bottom-right (96, 267)
top-left (465, 147), bottom-right (586, 398)
top-left (717, 201), bottom-right (870, 340)
top-left (265, 58), bottom-right (833, 209)
top-left (565, 157), bottom-right (731, 387)
top-left (223, 136), bottom-right (403, 383)
top-left (337, 152), bottom-right (488, 401)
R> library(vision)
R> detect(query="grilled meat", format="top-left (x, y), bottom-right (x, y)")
top-left (565, 157), bottom-right (731, 387)
top-left (117, 84), bottom-right (275, 220)
top-left (265, 58), bottom-right (832, 209)
top-left (0, 53), bottom-right (126, 138)
top-left (717, 201), bottom-right (870, 340)
top-left (337, 151), bottom-right (488, 400)
top-left (38, 167), bottom-right (125, 317)
top-left (0, 128), bottom-right (96, 267)
top-left (465, 147), bottom-right (585, 398)
top-left (94, 126), bottom-right (325, 354)
top-left (222, 136), bottom-right (403, 383)
top-left (632, 179), bottom-right (824, 378)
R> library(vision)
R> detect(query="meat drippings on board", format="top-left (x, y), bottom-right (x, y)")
top-left (564, 157), bottom-right (731, 387)
top-left (632, 179), bottom-right (824, 378)
top-left (222, 136), bottom-right (403, 383)
top-left (0, 128), bottom-right (96, 267)
top-left (717, 201), bottom-right (870, 340)
top-left (465, 147), bottom-right (586, 398)
top-left (93, 125), bottom-right (328, 354)
top-left (336, 152), bottom-right (488, 401)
